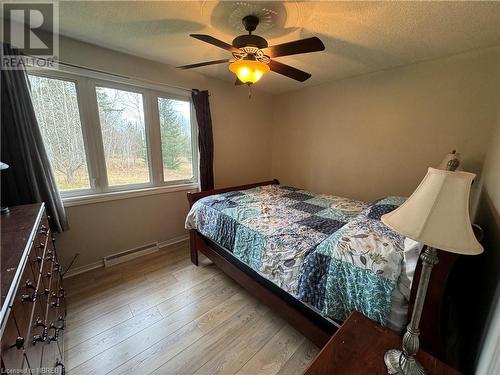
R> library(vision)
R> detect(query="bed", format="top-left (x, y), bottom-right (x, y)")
top-left (186, 180), bottom-right (456, 357)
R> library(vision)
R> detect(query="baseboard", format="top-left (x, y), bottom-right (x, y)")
top-left (63, 260), bottom-right (103, 279)
top-left (63, 234), bottom-right (189, 279)
top-left (104, 242), bottom-right (159, 268)
top-left (158, 234), bottom-right (189, 249)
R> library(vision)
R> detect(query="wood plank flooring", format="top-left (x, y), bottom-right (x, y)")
top-left (64, 242), bottom-right (319, 374)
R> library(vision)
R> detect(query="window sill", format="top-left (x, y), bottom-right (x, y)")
top-left (62, 183), bottom-right (199, 207)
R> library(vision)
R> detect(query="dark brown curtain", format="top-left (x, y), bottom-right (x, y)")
top-left (191, 89), bottom-right (214, 191)
top-left (1, 43), bottom-right (68, 232)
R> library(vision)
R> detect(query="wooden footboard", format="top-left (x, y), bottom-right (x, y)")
top-left (186, 179), bottom-right (456, 358)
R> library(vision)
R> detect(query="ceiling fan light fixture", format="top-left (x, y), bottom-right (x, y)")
top-left (229, 59), bottom-right (270, 84)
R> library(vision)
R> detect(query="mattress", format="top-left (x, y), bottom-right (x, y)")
top-left (186, 184), bottom-right (420, 332)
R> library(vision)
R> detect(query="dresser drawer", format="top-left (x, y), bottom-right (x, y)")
top-left (0, 310), bottom-right (24, 371)
top-left (42, 306), bottom-right (63, 373)
top-left (11, 263), bottom-right (38, 340)
top-left (24, 298), bottom-right (46, 370)
top-left (30, 231), bottom-right (48, 278)
top-left (39, 247), bottom-right (54, 292)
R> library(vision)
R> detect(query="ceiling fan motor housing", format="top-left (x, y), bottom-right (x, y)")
top-left (232, 15), bottom-right (268, 50)
top-left (232, 34), bottom-right (268, 49)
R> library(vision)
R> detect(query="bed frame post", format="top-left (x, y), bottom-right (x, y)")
top-left (187, 192), bottom-right (199, 266)
top-left (189, 229), bottom-right (199, 266)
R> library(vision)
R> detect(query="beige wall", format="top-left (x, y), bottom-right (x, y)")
top-left (56, 36), bottom-right (274, 269)
top-left (271, 47), bottom-right (500, 203)
top-left (480, 113), bottom-right (500, 213)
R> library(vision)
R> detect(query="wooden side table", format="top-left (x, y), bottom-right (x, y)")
top-left (304, 311), bottom-right (461, 375)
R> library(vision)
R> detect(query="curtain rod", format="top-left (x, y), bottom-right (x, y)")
top-left (25, 54), bottom-right (194, 93)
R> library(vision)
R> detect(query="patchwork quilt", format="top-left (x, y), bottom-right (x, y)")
top-left (186, 184), bottom-right (407, 326)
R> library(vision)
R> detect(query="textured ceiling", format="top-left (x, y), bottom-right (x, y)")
top-left (57, 1), bottom-right (500, 94)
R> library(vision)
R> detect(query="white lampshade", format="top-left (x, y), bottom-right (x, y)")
top-left (382, 167), bottom-right (483, 255)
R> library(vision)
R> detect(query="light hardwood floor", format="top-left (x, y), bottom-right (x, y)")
top-left (64, 242), bottom-right (319, 374)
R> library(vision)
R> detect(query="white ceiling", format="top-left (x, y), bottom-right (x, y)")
top-left (58, 1), bottom-right (500, 94)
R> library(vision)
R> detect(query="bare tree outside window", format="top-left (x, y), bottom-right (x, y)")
top-left (29, 75), bottom-right (90, 191)
top-left (158, 98), bottom-right (193, 181)
top-left (96, 87), bottom-right (150, 186)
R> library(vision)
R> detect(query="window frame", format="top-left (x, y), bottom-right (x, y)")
top-left (26, 65), bottom-right (199, 203)
top-left (93, 81), bottom-right (154, 191)
top-left (155, 92), bottom-right (199, 186)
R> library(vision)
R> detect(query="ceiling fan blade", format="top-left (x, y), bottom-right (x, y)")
top-left (268, 60), bottom-right (311, 82)
top-left (263, 37), bottom-right (325, 58)
top-left (190, 34), bottom-right (238, 52)
top-left (177, 59), bottom-right (232, 69)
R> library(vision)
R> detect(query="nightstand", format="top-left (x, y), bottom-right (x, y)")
top-left (303, 311), bottom-right (461, 375)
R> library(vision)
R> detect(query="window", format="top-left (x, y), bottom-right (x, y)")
top-left (29, 75), bottom-right (90, 192)
top-left (158, 98), bottom-right (193, 182)
top-left (96, 86), bottom-right (150, 186)
top-left (27, 69), bottom-right (197, 201)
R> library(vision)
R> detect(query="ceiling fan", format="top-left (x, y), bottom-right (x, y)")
top-left (178, 15), bottom-right (325, 85)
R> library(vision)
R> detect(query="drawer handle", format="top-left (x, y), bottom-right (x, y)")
top-left (34, 318), bottom-right (46, 328)
top-left (39, 242), bottom-right (45, 249)
top-left (55, 360), bottom-right (65, 375)
top-left (50, 293), bottom-right (60, 308)
top-left (56, 316), bottom-right (65, 330)
top-left (9, 337), bottom-right (24, 350)
top-left (58, 287), bottom-right (65, 298)
top-left (21, 292), bottom-right (36, 303)
top-left (32, 333), bottom-right (46, 344)
top-left (26, 280), bottom-right (36, 290)
top-left (48, 323), bottom-right (59, 342)
top-left (34, 255), bottom-right (43, 263)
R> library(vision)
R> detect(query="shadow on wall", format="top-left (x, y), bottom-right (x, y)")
top-left (445, 189), bottom-right (500, 373)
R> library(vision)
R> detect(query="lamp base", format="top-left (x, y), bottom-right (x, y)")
top-left (384, 349), bottom-right (426, 375)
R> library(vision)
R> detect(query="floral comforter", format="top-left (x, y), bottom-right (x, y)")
top-left (185, 184), bottom-right (407, 326)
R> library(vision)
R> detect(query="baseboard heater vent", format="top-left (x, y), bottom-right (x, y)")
top-left (103, 242), bottom-right (159, 268)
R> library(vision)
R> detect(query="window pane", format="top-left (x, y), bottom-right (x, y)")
top-left (158, 98), bottom-right (193, 181)
top-left (29, 75), bottom-right (90, 192)
top-left (96, 86), bottom-right (150, 186)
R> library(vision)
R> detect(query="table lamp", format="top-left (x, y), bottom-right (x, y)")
top-left (382, 166), bottom-right (483, 374)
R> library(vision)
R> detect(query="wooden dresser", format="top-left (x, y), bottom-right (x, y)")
top-left (1, 203), bottom-right (66, 373)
